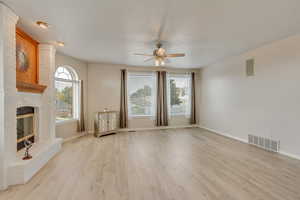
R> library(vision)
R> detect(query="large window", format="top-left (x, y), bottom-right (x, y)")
top-left (167, 73), bottom-right (192, 116)
top-left (127, 72), bottom-right (156, 117)
top-left (55, 66), bottom-right (79, 122)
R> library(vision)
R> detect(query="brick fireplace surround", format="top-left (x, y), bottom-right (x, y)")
top-left (0, 3), bottom-right (62, 190)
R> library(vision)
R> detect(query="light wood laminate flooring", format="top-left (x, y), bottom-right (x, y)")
top-left (1, 128), bottom-right (300, 200)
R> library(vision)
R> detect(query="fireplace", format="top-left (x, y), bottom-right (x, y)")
top-left (0, 4), bottom-right (62, 189)
top-left (17, 107), bottom-right (35, 151)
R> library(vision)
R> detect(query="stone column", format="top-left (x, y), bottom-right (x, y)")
top-left (38, 44), bottom-right (57, 141)
top-left (0, 3), bottom-right (18, 190)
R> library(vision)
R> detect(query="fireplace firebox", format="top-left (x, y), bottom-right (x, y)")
top-left (17, 107), bottom-right (35, 151)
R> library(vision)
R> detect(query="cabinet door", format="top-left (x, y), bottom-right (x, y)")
top-left (108, 112), bottom-right (117, 131)
top-left (99, 113), bottom-right (108, 132)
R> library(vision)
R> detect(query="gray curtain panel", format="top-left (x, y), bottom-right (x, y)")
top-left (77, 80), bottom-right (86, 132)
top-left (156, 71), bottom-right (168, 126)
top-left (120, 69), bottom-right (128, 128)
top-left (190, 72), bottom-right (196, 124)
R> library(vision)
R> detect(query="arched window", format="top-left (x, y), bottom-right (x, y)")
top-left (55, 66), bottom-right (79, 122)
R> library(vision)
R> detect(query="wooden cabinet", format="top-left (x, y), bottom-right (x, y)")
top-left (94, 111), bottom-right (119, 137)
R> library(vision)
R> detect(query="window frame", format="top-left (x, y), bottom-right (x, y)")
top-left (55, 66), bottom-right (80, 123)
top-left (167, 73), bottom-right (192, 117)
top-left (127, 71), bottom-right (157, 118)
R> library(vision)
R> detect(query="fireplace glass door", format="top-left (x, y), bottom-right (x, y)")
top-left (17, 107), bottom-right (35, 151)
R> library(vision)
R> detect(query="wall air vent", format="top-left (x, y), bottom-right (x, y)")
top-left (246, 58), bottom-right (255, 76)
top-left (248, 134), bottom-right (280, 152)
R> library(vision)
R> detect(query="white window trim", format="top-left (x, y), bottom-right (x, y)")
top-left (55, 77), bottom-right (80, 83)
top-left (167, 72), bottom-right (192, 118)
top-left (55, 66), bottom-right (80, 123)
top-left (129, 114), bottom-right (154, 118)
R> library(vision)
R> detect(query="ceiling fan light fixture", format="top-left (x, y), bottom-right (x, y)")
top-left (155, 59), bottom-right (160, 66)
top-left (154, 57), bottom-right (165, 66)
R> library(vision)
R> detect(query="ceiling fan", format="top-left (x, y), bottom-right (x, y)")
top-left (134, 43), bottom-right (185, 66)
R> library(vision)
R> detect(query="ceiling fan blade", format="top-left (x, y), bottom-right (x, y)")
top-left (166, 53), bottom-right (185, 57)
top-left (144, 57), bottom-right (155, 62)
top-left (134, 53), bottom-right (153, 56)
top-left (157, 23), bottom-right (165, 43)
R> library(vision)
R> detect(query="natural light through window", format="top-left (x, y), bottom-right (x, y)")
top-left (167, 73), bottom-right (192, 117)
top-left (127, 72), bottom-right (156, 117)
top-left (55, 66), bottom-right (79, 122)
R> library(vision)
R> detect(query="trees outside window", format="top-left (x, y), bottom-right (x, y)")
top-left (127, 71), bottom-right (192, 118)
top-left (127, 72), bottom-right (156, 117)
top-left (170, 79), bottom-right (184, 106)
top-left (129, 85), bottom-right (152, 115)
top-left (167, 74), bottom-right (192, 116)
top-left (55, 66), bottom-right (79, 122)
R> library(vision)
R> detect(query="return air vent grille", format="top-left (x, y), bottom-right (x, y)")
top-left (246, 58), bottom-right (255, 76)
top-left (248, 135), bottom-right (280, 152)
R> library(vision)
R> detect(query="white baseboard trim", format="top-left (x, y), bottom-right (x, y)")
top-left (63, 132), bottom-right (87, 143)
top-left (199, 125), bottom-right (300, 161)
top-left (199, 125), bottom-right (248, 144)
top-left (88, 124), bottom-right (199, 135)
top-left (279, 151), bottom-right (300, 161)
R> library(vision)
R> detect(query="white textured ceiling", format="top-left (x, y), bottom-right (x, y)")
top-left (3, 0), bottom-right (300, 68)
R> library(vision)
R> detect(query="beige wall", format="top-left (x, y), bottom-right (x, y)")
top-left (55, 54), bottom-right (201, 135)
top-left (55, 53), bottom-right (88, 139)
top-left (199, 34), bottom-right (300, 159)
top-left (87, 63), bottom-right (200, 132)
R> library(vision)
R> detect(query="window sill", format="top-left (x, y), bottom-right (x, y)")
top-left (129, 115), bottom-right (155, 119)
top-left (56, 119), bottom-right (78, 126)
top-left (169, 115), bottom-right (191, 119)
top-left (170, 113), bottom-right (191, 117)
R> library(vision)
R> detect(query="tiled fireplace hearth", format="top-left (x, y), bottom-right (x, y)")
top-left (0, 3), bottom-right (62, 190)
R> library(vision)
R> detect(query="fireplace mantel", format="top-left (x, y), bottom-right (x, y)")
top-left (17, 81), bottom-right (47, 94)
